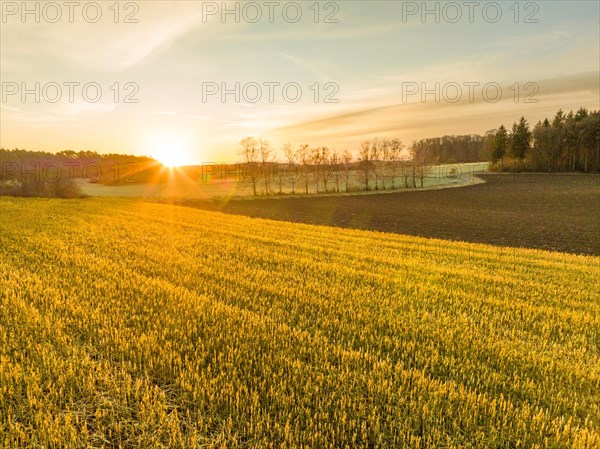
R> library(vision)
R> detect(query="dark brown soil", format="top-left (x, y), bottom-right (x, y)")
top-left (165, 174), bottom-right (600, 256)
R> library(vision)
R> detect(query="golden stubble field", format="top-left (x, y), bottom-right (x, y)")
top-left (1, 197), bottom-right (598, 448)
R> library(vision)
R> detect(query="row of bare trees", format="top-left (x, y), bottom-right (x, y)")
top-left (238, 137), bottom-right (435, 196)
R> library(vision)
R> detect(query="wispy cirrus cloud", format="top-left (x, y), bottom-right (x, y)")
top-left (0, 2), bottom-right (207, 73)
top-left (265, 72), bottom-right (600, 148)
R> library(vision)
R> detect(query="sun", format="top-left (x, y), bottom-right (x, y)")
top-left (153, 146), bottom-right (187, 168)
top-left (150, 134), bottom-right (195, 168)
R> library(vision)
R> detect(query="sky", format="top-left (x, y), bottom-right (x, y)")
top-left (1, 0), bottom-right (599, 164)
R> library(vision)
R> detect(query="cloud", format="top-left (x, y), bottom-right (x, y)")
top-left (209, 22), bottom-right (409, 42)
top-left (278, 52), bottom-right (332, 80)
top-left (265, 72), bottom-right (600, 148)
top-left (0, 101), bottom-right (115, 126)
top-left (184, 115), bottom-right (214, 121)
top-left (0, 3), bottom-right (206, 73)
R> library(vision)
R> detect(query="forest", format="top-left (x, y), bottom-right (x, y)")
top-left (488, 108), bottom-right (600, 173)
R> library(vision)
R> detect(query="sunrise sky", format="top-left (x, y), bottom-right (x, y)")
top-left (1, 0), bottom-right (598, 164)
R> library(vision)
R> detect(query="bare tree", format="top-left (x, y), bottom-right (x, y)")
top-left (342, 149), bottom-right (353, 192)
top-left (401, 158), bottom-right (412, 188)
top-left (239, 137), bottom-right (259, 196)
top-left (381, 138), bottom-right (391, 190)
top-left (298, 144), bottom-right (311, 194)
top-left (370, 138), bottom-right (383, 190)
top-left (408, 145), bottom-right (417, 188)
top-left (275, 145), bottom-right (288, 194)
top-left (309, 147), bottom-right (320, 193)
top-left (416, 159), bottom-right (428, 188)
top-left (319, 147), bottom-right (333, 192)
top-left (282, 142), bottom-right (297, 194)
top-left (359, 140), bottom-right (372, 191)
top-left (389, 138), bottom-right (403, 189)
top-left (412, 141), bottom-right (433, 188)
top-left (258, 138), bottom-right (272, 195)
top-left (310, 146), bottom-right (329, 193)
top-left (329, 150), bottom-right (341, 193)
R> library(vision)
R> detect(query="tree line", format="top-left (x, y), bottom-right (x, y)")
top-left (489, 108), bottom-right (600, 173)
top-left (237, 136), bottom-right (453, 196)
top-left (0, 148), bottom-right (154, 197)
top-left (7, 105), bottom-right (596, 199)
top-left (410, 135), bottom-right (490, 163)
